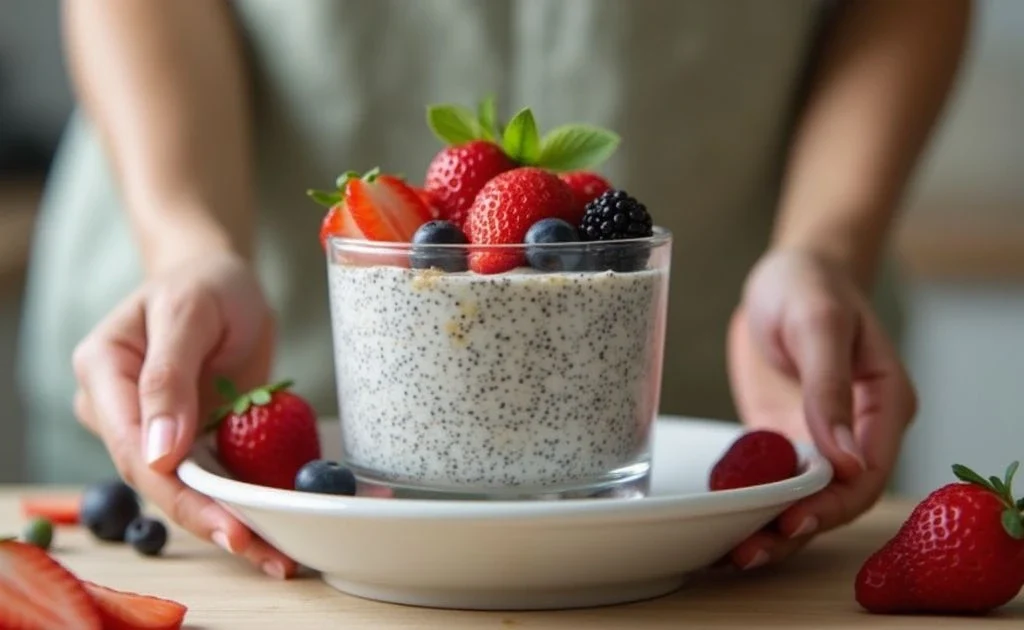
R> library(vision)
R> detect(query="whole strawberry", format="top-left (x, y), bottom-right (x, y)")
top-left (708, 429), bottom-right (799, 491)
top-left (208, 378), bottom-right (321, 490)
top-left (464, 167), bottom-right (575, 274)
top-left (855, 461), bottom-right (1024, 615)
top-left (425, 140), bottom-right (515, 228)
top-left (559, 171), bottom-right (612, 224)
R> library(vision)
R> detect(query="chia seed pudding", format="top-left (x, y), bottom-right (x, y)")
top-left (327, 262), bottom-right (668, 495)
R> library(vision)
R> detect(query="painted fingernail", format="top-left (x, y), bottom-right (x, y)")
top-left (833, 425), bottom-right (867, 471)
top-left (790, 516), bottom-right (819, 539)
top-left (211, 530), bottom-right (234, 554)
top-left (263, 560), bottom-right (287, 580)
top-left (145, 416), bottom-right (176, 465)
top-left (741, 550), bottom-right (769, 571)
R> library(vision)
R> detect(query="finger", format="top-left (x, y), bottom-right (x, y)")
top-left (730, 529), bottom-right (812, 570)
top-left (774, 467), bottom-right (889, 540)
top-left (782, 299), bottom-right (865, 480)
top-left (139, 285), bottom-right (223, 471)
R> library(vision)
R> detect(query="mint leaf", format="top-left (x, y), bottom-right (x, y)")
top-left (1002, 508), bottom-right (1024, 540)
top-left (952, 464), bottom-right (990, 488)
top-left (478, 95), bottom-right (499, 141)
top-left (536, 124), bottom-right (620, 172)
top-left (502, 108), bottom-right (541, 164)
top-left (427, 104), bottom-right (484, 146)
top-left (307, 189), bottom-right (342, 207)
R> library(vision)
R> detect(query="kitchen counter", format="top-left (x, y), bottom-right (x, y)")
top-left (2, 488), bottom-right (1022, 628)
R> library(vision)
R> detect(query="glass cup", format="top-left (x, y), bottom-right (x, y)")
top-left (326, 228), bottom-right (672, 500)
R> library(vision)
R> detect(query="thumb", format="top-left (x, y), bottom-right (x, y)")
top-left (139, 289), bottom-right (223, 472)
top-left (782, 299), bottom-right (866, 481)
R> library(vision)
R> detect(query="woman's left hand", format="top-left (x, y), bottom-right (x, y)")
top-left (725, 248), bottom-right (918, 570)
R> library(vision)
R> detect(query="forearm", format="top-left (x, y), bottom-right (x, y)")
top-left (63, 0), bottom-right (254, 275)
top-left (772, 0), bottom-right (972, 288)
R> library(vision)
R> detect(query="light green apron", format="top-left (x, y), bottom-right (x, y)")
top-left (18, 0), bottom-right (903, 482)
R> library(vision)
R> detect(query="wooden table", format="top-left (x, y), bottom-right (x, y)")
top-left (3, 489), bottom-right (1021, 628)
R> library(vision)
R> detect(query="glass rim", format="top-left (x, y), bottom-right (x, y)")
top-left (328, 225), bottom-right (672, 253)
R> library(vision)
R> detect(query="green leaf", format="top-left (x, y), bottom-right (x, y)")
top-left (267, 379), bottom-right (295, 393)
top-left (1005, 460), bottom-right (1019, 491)
top-left (990, 475), bottom-right (1007, 497)
top-left (502, 108), bottom-right (541, 164)
top-left (478, 94), bottom-right (499, 141)
top-left (335, 170), bottom-right (361, 190)
top-left (215, 377), bottom-right (239, 402)
top-left (1001, 508), bottom-right (1024, 540)
top-left (1017, 497), bottom-right (1024, 511)
top-left (535, 124), bottom-right (621, 172)
top-left (427, 104), bottom-right (485, 146)
top-left (307, 189), bottom-right (342, 207)
top-left (250, 389), bottom-right (271, 405)
top-left (952, 464), bottom-right (990, 489)
top-left (232, 396), bottom-right (252, 416)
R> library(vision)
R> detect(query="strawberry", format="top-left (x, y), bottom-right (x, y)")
top-left (84, 581), bottom-right (187, 630)
top-left (559, 171), bottom-right (612, 224)
top-left (21, 495), bottom-right (82, 525)
top-left (0, 539), bottom-right (102, 630)
top-left (463, 167), bottom-right (575, 274)
top-left (307, 168), bottom-right (430, 244)
top-left (708, 429), bottom-right (799, 491)
top-left (410, 185), bottom-right (443, 219)
top-left (424, 140), bottom-right (516, 228)
top-left (207, 378), bottom-right (321, 490)
top-left (855, 461), bottom-right (1024, 615)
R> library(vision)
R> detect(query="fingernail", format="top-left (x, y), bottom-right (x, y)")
top-left (145, 416), bottom-right (176, 465)
top-left (262, 560), bottom-right (287, 580)
top-left (211, 530), bottom-right (234, 554)
top-left (790, 516), bottom-right (818, 539)
top-left (833, 425), bottom-right (867, 471)
top-left (741, 550), bottom-right (770, 571)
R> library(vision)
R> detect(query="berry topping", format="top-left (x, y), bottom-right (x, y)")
top-left (410, 220), bottom-right (470, 272)
top-left (206, 378), bottom-right (322, 490)
top-left (21, 517), bottom-right (54, 550)
top-left (464, 167), bottom-right (575, 275)
top-left (84, 580), bottom-right (188, 630)
top-left (0, 540), bottom-right (103, 630)
top-left (309, 168), bottom-right (431, 244)
top-left (580, 190), bottom-right (654, 241)
top-left (708, 430), bottom-right (799, 491)
top-left (80, 481), bottom-right (141, 542)
top-left (294, 460), bottom-right (358, 496)
top-left (559, 171), bottom-right (612, 224)
top-left (125, 516), bottom-right (168, 557)
top-left (425, 140), bottom-right (515, 228)
top-left (20, 494), bottom-right (82, 525)
top-left (524, 218), bottom-right (583, 272)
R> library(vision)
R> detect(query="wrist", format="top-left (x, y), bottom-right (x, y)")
top-left (132, 200), bottom-right (251, 277)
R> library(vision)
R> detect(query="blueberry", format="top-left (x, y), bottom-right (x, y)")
top-left (410, 220), bottom-right (469, 272)
top-left (21, 517), bottom-right (53, 550)
top-left (125, 516), bottom-right (168, 557)
top-left (294, 460), bottom-right (358, 496)
top-left (525, 218), bottom-right (583, 271)
top-left (80, 481), bottom-right (140, 542)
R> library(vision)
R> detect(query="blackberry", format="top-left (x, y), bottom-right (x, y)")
top-left (579, 190), bottom-right (653, 272)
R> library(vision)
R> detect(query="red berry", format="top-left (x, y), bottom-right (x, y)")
top-left (347, 174), bottom-right (433, 242)
top-left (708, 430), bottom-right (799, 491)
top-left (0, 540), bottom-right (103, 630)
top-left (855, 464), bottom-right (1024, 615)
top-left (559, 171), bottom-right (612, 224)
top-left (20, 494), bottom-right (82, 525)
top-left (84, 581), bottom-right (188, 630)
top-left (424, 140), bottom-right (516, 228)
top-left (318, 202), bottom-right (364, 249)
top-left (410, 185), bottom-right (443, 219)
top-left (209, 379), bottom-right (321, 490)
top-left (463, 167), bottom-right (575, 274)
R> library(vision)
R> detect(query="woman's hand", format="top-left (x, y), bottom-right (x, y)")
top-left (725, 248), bottom-right (917, 569)
top-left (71, 252), bottom-right (297, 579)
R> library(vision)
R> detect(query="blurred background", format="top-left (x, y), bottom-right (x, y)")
top-left (0, 0), bottom-right (1021, 495)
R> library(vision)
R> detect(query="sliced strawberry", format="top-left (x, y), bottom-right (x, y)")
top-left (347, 174), bottom-right (432, 241)
top-left (410, 185), bottom-right (443, 220)
top-left (319, 202), bottom-right (364, 250)
top-left (84, 582), bottom-right (187, 630)
top-left (0, 540), bottom-right (102, 630)
top-left (21, 495), bottom-right (82, 526)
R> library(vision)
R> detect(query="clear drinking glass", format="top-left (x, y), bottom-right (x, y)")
top-left (326, 228), bottom-right (672, 500)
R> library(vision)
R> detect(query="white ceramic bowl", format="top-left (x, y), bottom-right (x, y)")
top-left (178, 415), bottom-right (831, 611)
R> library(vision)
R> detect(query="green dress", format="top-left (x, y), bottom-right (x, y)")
top-left (18, 0), bottom-right (902, 482)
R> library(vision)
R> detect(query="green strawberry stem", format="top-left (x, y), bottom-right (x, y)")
top-left (952, 461), bottom-right (1024, 540)
top-left (306, 167), bottom-right (385, 208)
top-left (426, 98), bottom-right (620, 172)
top-left (206, 377), bottom-right (295, 432)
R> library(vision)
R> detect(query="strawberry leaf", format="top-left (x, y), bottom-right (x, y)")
top-left (307, 189), bottom-right (342, 207)
top-left (502, 108), bottom-right (541, 164)
top-left (1017, 497), bottom-right (1024, 511)
top-left (427, 104), bottom-right (486, 146)
top-left (215, 377), bottom-right (239, 402)
top-left (1001, 507), bottom-right (1024, 540)
top-left (335, 170), bottom-right (362, 190)
top-left (536, 124), bottom-right (621, 172)
top-left (232, 395), bottom-right (252, 416)
top-left (952, 463), bottom-right (990, 489)
top-left (478, 94), bottom-right (499, 141)
top-left (990, 475), bottom-right (1007, 497)
top-left (1005, 460), bottom-right (1019, 491)
top-left (250, 389), bottom-right (271, 405)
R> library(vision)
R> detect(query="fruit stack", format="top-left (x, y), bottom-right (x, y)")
top-left (309, 97), bottom-right (655, 274)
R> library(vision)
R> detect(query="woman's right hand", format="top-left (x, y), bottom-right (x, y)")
top-left (72, 251), bottom-right (297, 579)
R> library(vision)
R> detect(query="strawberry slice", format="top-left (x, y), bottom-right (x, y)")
top-left (0, 540), bottom-right (102, 630)
top-left (20, 495), bottom-right (82, 526)
top-left (319, 202), bottom-right (365, 249)
top-left (347, 173), bottom-right (432, 242)
top-left (410, 185), bottom-right (443, 220)
top-left (84, 582), bottom-right (188, 630)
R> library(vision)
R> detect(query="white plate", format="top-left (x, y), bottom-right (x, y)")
top-left (178, 415), bottom-right (831, 611)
